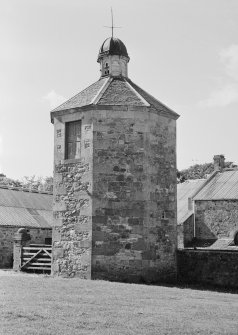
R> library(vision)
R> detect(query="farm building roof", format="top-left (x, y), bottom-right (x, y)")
top-left (193, 169), bottom-right (238, 201)
top-left (177, 179), bottom-right (206, 225)
top-left (0, 187), bottom-right (53, 228)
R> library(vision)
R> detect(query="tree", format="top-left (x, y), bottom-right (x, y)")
top-left (177, 161), bottom-right (235, 183)
top-left (0, 174), bottom-right (53, 192)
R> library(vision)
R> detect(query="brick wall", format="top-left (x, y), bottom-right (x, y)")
top-left (177, 249), bottom-right (238, 289)
top-left (195, 200), bottom-right (238, 240)
top-left (0, 227), bottom-right (52, 268)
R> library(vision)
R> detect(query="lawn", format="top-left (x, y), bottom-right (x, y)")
top-left (0, 271), bottom-right (237, 335)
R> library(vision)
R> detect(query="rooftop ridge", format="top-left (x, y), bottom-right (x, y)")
top-left (0, 184), bottom-right (52, 195)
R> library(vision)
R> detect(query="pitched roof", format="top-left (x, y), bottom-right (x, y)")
top-left (51, 77), bottom-right (109, 112)
top-left (177, 179), bottom-right (206, 225)
top-left (51, 77), bottom-right (179, 120)
top-left (97, 78), bottom-right (148, 106)
top-left (193, 169), bottom-right (238, 201)
top-left (0, 187), bottom-right (53, 228)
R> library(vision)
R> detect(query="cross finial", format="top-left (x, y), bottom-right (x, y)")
top-left (104, 7), bottom-right (121, 38)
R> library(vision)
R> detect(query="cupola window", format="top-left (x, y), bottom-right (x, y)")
top-left (104, 62), bottom-right (110, 75)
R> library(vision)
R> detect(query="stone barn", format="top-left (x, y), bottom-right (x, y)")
top-left (193, 162), bottom-right (238, 248)
top-left (177, 155), bottom-right (238, 249)
top-left (177, 179), bottom-right (205, 248)
top-left (51, 36), bottom-right (179, 283)
top-left (0, 186), bottom-right (53, 268)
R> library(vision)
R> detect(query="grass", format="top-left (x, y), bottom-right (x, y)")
top-left (0, 271), bottom-right (238, 335)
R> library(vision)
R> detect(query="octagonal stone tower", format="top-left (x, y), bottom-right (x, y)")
top-left (51, 36), bottom-right (179, 283)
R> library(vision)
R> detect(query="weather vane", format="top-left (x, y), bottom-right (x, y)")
top-left (104, 7), bottom-right (121, 38)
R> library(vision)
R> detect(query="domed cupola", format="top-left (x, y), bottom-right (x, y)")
top-left (97, 37), bottom-right (130, 78)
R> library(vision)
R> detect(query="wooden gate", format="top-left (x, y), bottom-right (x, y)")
top-left (21, 244), bottom-right (52, 273)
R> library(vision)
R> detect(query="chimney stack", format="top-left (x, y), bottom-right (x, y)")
top-left (213, 154), bottom-right (225, 171)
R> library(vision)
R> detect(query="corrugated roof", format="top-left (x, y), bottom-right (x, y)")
top-left (194, 170), bottom-right (238, 200)
top-left (177, 179), bottom-right (206, 225)
top-left (0, 207), bottom-right (52, 228)
top-left (0, 188), bottom-right (53, 228)
top-left (0, 188), bottom-right (52, 210)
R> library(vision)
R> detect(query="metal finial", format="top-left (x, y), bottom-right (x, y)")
top-left (104, 7), bottom-right (121, 37)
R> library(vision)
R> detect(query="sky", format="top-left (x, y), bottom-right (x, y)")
top-left (0, 0), bottom-right (238, 180)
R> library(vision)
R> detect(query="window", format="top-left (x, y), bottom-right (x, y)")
top-left (65, 120), bottom-right (81, 159)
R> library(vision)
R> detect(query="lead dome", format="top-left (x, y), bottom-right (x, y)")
top-left (97, 37), bottom-right (129, 62)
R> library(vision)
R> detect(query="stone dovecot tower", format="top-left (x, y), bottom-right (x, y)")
top-left (51, 36), bottom-right (179, 283)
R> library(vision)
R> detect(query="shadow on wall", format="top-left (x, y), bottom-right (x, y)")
top-left (195, 209), bottom-right (217, 241)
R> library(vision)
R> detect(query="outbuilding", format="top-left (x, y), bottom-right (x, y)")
top-left (0, 186), bottom-right (53, 268)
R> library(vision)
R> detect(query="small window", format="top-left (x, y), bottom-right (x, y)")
top-left (65, 120), bottom-right (81, 159)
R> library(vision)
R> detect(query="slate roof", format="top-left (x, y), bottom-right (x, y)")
top-left (0, 187), bottom-right (53, 228)
top-left (193, 169), bottom-right (238, 201)
top-left (51, 77), bottom-right (109, 112)
top-left (51, 77), bottom-right (179, 120)
top-left (177, 179), bottom-right (206, 225)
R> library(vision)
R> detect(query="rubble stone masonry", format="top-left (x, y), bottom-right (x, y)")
top-left (52, 110), bottom-right (93, 278)
top-left (195, 200), bottom-right (238, 240)
top-left (52, 106), bottom-right (177, 283)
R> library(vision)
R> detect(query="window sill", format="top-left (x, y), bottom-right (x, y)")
top-left (61, 158), bottom-right (83, 164)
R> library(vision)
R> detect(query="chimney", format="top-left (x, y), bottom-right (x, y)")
top-left (213, 154), bottom-right (225, 171)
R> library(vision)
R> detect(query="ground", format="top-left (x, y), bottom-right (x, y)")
top-left (0, 270), bottom-right (237, 335)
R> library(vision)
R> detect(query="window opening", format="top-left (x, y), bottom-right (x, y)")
top-left (65, 120), bottom-right (81, 159)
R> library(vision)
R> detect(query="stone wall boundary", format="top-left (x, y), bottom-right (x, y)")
top-left (177, 249), bottom-right (238, 289)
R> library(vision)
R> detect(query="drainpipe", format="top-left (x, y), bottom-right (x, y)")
top-left (188, 197), bottom-right (196, 238)
top-left (193, 200), bottom-right (196, 238)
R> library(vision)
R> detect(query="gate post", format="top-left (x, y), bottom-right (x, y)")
top-left (13, 228), bottom-right (30, 271)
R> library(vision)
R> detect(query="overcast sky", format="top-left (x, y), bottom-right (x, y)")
top-left (1, 0), bottom-right (238, 180)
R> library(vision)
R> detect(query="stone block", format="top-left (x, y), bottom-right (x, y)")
top-left (53, 247), bottom-right (64, 259)
top-left (52, 228), bottom-right (61, 242)
top-left (75, 223), bottom-right (91, 233)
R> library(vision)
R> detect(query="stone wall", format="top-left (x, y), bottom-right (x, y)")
top-left (195, 200), bottom-right (238, 240)
top-left (177, 215), bottom-right (194, 249)
top-left (52, 110), bottom-right (93, 278)
top-left (0, 227), bottom-right (52, 268)
top-left (92, 107), bottom-right (177, 283)
top-left (52, 106), bottom-right (177, 283)
top-left (177, 249), bottom-right (238, 289)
